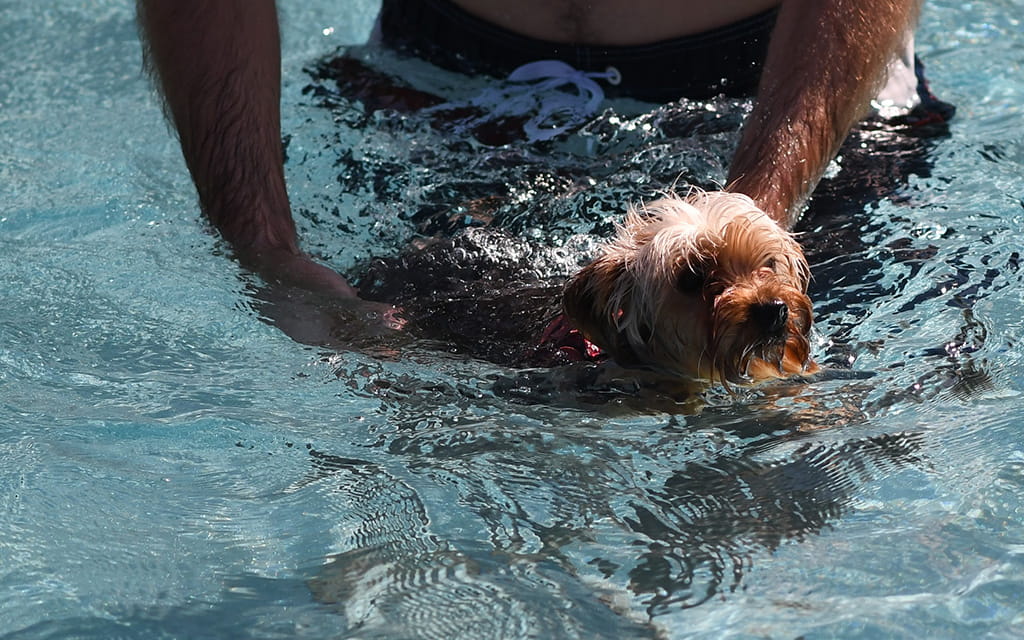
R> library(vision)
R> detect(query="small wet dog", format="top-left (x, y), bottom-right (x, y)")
top-left (562, 190), bottom-right (818, 385)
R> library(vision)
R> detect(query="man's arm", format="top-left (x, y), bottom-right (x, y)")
top-left (137, 0), bottom-right (355, 296)
top-left (727, 0), bottom-right (921, 228)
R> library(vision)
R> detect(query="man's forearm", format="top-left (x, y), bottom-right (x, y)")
top-left (138, 0), bottom-right (297, 255)
top-left (728, 0), bottom-right (921, 227)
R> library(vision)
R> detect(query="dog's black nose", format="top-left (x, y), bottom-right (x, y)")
top-left (750, 299), bottom-right (789, 336)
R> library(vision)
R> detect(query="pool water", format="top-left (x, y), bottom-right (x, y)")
top-left (3, 1), bottom-right (1024, 638)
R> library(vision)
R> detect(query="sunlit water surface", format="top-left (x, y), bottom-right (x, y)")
top-left (3, 1), bottom-right (1024, 638)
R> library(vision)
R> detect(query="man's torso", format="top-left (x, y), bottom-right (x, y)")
top-left (451, 0), bottom-right (780, 45)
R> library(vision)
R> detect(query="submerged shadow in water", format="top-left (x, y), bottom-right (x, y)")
top-left (624, 431), bottom-right (924, 613)
top-left (298, 421), bottom-right (924, 632)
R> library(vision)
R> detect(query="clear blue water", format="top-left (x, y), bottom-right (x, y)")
top-left (4, 1), bottom-right (1024, 638)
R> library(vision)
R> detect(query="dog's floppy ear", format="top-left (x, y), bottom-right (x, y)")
top-left (562, 254), bottom-right (629, 353)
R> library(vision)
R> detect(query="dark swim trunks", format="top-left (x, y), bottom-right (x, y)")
top-left (377, 0), bottom-right (777, 102)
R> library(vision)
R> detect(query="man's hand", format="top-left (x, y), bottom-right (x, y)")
top-left (253, 283), bottom-right (407, 352)
top-left (241, 246), bottom-right (359, 299)
top-left (243, 248), bottom-right (407, 350)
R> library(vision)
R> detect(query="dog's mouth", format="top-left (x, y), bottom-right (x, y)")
top-left (709, 293), bottom-right (814, 385)
top-left (528, 314), bottom-right (607, 366)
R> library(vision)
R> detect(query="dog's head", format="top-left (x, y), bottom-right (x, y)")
top-left (563, 191), bottom-right (817, 385)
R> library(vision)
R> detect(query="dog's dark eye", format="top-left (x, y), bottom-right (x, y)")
top-left (676, 265), bottom-right (706, 294)
top-left (765, 257), bottom-right (777, 271)
top-left (638, 324), bottom-right (653, 343)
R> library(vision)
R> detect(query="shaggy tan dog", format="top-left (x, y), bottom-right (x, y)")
top-left (563, 191), bottom-right (818, 385)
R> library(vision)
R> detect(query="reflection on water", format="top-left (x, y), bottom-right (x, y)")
top-left (298, 395), bottom-right (926, 636)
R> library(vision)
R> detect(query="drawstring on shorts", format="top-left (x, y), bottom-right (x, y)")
top-left (424, 60), bottom-right (622, 142)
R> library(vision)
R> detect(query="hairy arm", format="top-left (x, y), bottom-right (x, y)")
top-left (727, 0), bottom-right (921, 228)
top-left (137, 0), bottom-right (355, 296)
